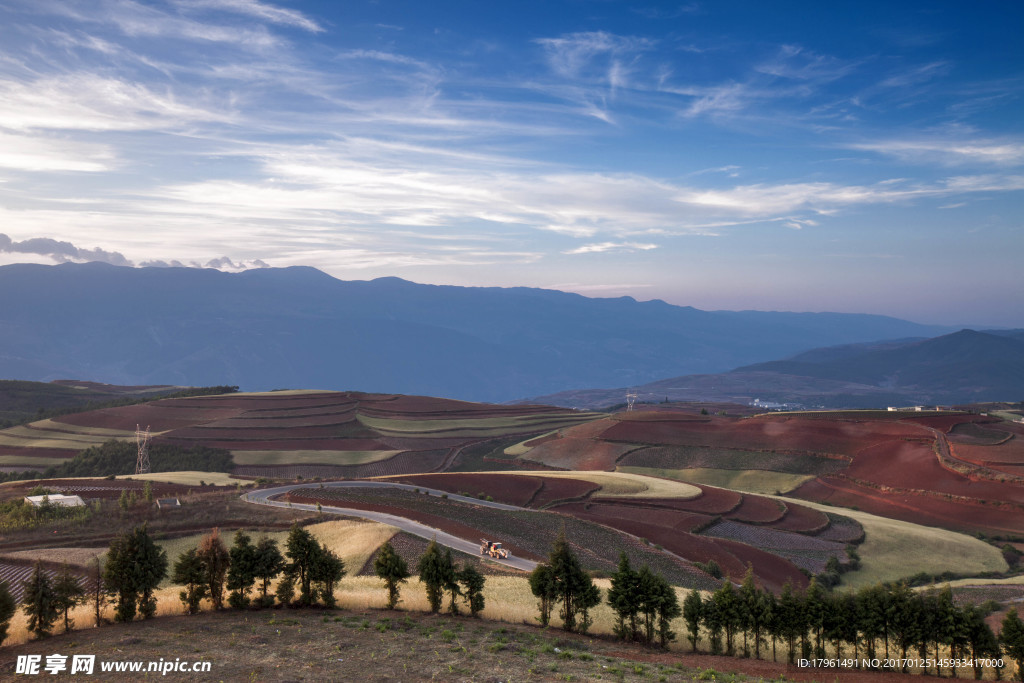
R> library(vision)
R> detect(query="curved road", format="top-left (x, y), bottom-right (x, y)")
top-left (243, 481), bottom-right (538, 572)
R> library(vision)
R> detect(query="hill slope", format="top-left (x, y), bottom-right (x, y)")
top-left (0, 262), bottom-right (953, 402)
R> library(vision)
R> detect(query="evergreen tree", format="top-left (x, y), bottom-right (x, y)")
top-left (0, 580), bottom-right (15, 645)
top-left (607, 553), bottom-right (640, 641)
top-left (89, 557), bottom-right (106, 627)
top-left (197, 529), bottom-right (230, 610)
top-left (275, 573), bottom-right (295, 607)
top-left (964, 605), bottom-right (999, 681)
top-left (253, 536), bottom-right (286, 607)
top-left (373, 541), bottom-right (409, 610)
top-left (778, 582), bottom-right (803, 664)
top-left (704, 593), bottom-right (723, 655)
top-left (284, 524), bottom-right (320, 606)
top-left (547, 531), bottom-right (600, 633)
top-left (52, 564), bottom-right (85, 633)
top-left (172, 548), bottom-right (208, 615)
top-left (653, 573), bottom-right (681, 648)
top-left (637, 565), bottom-right (660, 645)
top-left (529, 563), bottom-right (557, 626)
top-left (740, 569), bottom-right (771, 660)
top-left (441, 548), bottom-right (460, 615)
top-left (934, 586), bottom-right (958, 677)
top-left (714, 580), bottom-right (741, 656)
top-left (417, 538), bottom-right (446, 613)
top-left (1001, 610), bottom-right (1024, 681)
top-left (764, 590), bottom-right (781, 663)
top-left (104, 525), bottom-right (167, 622)
top-left (143, 481), bottom-right (153, 504)
top-left (459, 563), bottom-right (486, 617)
top-left (804, 578), bottom-right (827, 658)
top-left (310, 543), bottom-right (345, 608)
top-left (227, 531), bottom-right (258, 609)
top-left (683, 589), bottom-right (703, 652)
top-left (21, 562), bottom-right (57, 638)
top-left (888, 582), bottom-right (920, 670)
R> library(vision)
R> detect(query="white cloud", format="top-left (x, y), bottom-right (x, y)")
top-left (535, 31), bottom-right (655, 80)
top-left (172, 0), bottom-right (324, 33)
top-left (848, 138), bottom-right (1024, 166)
top-left (0, 132), bottom-right (114, 171)
top-left (0, 75), bottom-right (232, 131)
top-left (564, 242), bottom-right (659, 255)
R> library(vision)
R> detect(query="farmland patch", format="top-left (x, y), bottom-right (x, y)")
top-left (229, 449), bottom-right (401, 466)
top-left (618, 466), bottom-right (814, 495)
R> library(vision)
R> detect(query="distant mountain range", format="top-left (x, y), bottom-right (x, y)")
top-left (529, 329), bottom-right (1024, 409)
top-left (0, 262), bottom-right (959, 402)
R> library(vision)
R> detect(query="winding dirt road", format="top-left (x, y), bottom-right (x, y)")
top-left (243, 481), bottom-right (538, 572)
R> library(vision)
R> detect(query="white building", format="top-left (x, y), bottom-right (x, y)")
top-left (25, 494), bottom-right (85, 507)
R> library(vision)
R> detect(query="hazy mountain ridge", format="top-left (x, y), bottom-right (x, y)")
top-left (529, 329), bottom-right (1024, 409)
top-left (0, 263), bottom-right (956, 402)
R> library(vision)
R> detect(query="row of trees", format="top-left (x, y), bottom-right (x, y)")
top-left (680, 572), bottom-right (1017, 679)
top-left (1, 525), bottom-right (492, 645)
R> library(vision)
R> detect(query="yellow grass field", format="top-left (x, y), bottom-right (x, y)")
top-left (228, 390), bottom-right (336, 396)
top-left (29, 419), bottom-right (142, 437)
top-left (771, 495), bottom-right (1008, 589)
top-left (503, 430), bottom-right (558, 456)
top-left (618, 466), bottom-right (814, 495)
top-left (502, 470), bottom-right (701, 499)
top-left (0, 547), bottom-right (106, 566)
top-left (230, 449), bottom-right (401, 466)
top-left (114, 471), bottom-right (252, 486)
top-left (0, 454), bottom-right (73, 466)
top-left (149, 519), bottom-right (399, 588)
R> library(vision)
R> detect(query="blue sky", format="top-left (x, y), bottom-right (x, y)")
top-left (0, 1), bottom-right (1021, 326)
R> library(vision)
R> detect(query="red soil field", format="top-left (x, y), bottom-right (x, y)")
top-left (386, 473), bottom-right (544, 507)
top-left (0, 446), bottom-right (75, 459)
top-left (848, 439), bottom-right (1024, 504)
top-left (764, 502), bottom-right (831, 534)
top-left (792, 477), bottom-right (1024, 536)
top-left (54, 404), bottom-right (242, 431)
top-left (359, 394), bottom-right (572, 418)
top-left (164, 424), bottom-right (373, 440)
top-left (157, 437), bottom-right (392, 451)
top-left (557, 417), bottom-right (618, 440)
top-left (204, 411), bottom-right (357, 428)
top-left (529, 478), bottom-right (601, 508)
top-left (602, 415), bottom-right (930, 457)
top-left (282, 492), bottom-right (543, 561)
top-left (610, 484), bottom-right (743, 515)
top-left (903, 414), bottom-right (995, 432)
top-left (954, 438), bottom-right (1024, 465)
top-left (551, 502), bottom-right (805, 590)
top-left (521, 437), bottom-right (635, 470)
top-left (725, 494), bottom-right (786, 524)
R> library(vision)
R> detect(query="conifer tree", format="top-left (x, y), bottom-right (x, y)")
top-left (0, 580), bottom-right (15, 645)
top-left (653, 573), bottom-right (681, 648)
top-left (52, 564), bottom-right (85, 633)
top-left (310, 543), bottom-right (345, 608)
top-left (547, 530), bottom-right (600, 633)
top-left (683, 589), bottom-right (703, 652)
top-left (637, 565), bottom-right (660, 645)
top-left (458, 563), bottom-right (486, 617)
top-left (529, 563), bottom-right (556, 626)
top-left (441, 548), bottom-right (460, 615)
top-left (104, 525), bottom-right (167, 622)
top-left (607, 553), bottom-right (640, 641)
top-left (197, 529), bottom-right (230, 610)
top-left (374, 541), bottom-right (409, 610)
top-left (90, 557), bottom-right (106, 627)
top-left (253, 536), bottom-right (285, 607)
top-left (417, 538), bottom-right (446, 613)
top-left (714, 580), bottom-right (741, 656)
top-left (227, 531), bottom-right (258, 609)
top-left (1001, 610), bottom-right (1024, 681)
top-left (21, 562), bottom-right (57, 638)
top-left (285, 524), bottom-right (320, 606)
top-left (172, 548), bottom-right (208, 615)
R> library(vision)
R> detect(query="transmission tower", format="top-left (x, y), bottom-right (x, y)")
top-left (626, 389), bottom-right (638, 412)
top-left (135, 424), bottom-right (151, 475)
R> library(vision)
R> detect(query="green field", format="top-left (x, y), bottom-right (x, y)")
top-left (503, 470), bottom-right (702, 499)
top-left (356, 412), bottom-right (601, 437)
top-left (503, 430), bottom-right (558, 456)
top-left (0, 454), bottom-right (73, 466)
top-left (230, 449), bottom-right (402, 466)
top-left (618, 466), bottom-right (814, 495)
top-left (0, 424), bottom-right (134, 449)
top-left (772, 495), bottom-right (1008, 589)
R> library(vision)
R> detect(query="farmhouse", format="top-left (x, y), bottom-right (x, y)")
top-left (24, 494), bottom-right (85, 507)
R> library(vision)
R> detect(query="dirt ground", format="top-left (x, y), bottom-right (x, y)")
top-left (0, 607), bottom-right (936, 682)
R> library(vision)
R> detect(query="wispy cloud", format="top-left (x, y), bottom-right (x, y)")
top-left (563, 242), bottom-right (659, 255)
top-left (0, 131), bottom-right (114, 171)
top-left (172, 0), bottom-right (324, 33)
top-left (847, 137), bottom-right (1024, 166)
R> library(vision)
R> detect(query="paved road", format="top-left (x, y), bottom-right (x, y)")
top-left (243, 481), bottom-right (538, 572)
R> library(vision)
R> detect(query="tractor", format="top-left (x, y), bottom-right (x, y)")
top-left (479, 539), bottom-right (510, 559)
